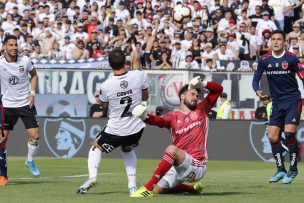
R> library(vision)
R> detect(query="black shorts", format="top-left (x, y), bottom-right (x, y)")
top-left (96, 128), bottom-right (144, 153)
top-left (3, 105), bottom-right (39, 130)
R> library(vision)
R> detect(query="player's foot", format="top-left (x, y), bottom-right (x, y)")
top-left (128, 186), bottom-right (137, 195)
top-left (0, 176), bottom-right (8, 186)
top-left (25, 160), bottom-right (40, 177)
top-left (130, 186), bottom-right (154, 197)
top-left (76, 178), bottom-right (97, 194)
top-left (269, 170), bottom-right (286, 183)
top-left (193, 182), bottom-right (204, 194)
top-left (282, 170), bottom-right (298, 184)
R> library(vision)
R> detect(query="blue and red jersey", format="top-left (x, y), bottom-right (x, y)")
top-left (252, 51), bottom-right (304, 102)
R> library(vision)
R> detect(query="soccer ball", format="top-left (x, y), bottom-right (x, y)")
top-left (173, 4), bottom-right (192, 24)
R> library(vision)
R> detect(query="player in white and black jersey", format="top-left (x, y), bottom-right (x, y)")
top-left (0, 35), bottom-right (40, 186)
top-left (77, 48), bottom-right (149, 195)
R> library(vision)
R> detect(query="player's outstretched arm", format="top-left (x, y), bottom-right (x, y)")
top-left (197, 81), bottom-right (223, 113)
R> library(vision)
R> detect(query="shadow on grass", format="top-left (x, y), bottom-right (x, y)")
top-left (171, 191), bottom-right (253, 197)
top-left (8, 180), bottom-right (59, 185)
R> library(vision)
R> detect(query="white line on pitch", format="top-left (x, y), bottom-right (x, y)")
top-left (9, 173), bottom-right (115, 180)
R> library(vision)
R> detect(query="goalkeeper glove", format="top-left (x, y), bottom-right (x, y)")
top-left (188, 76), bottom-right (202, 90)
top-left (132, 102), bottom-right (148, 120)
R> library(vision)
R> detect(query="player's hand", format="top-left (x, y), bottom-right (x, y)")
top-left (132, 103), bottom-right (147, 120)
top-left (188, 76), bottom-right (202, 90)
top-left (28, 95), bottom-right (35, 109)
top-left (256, 90), bottom-right (266, 101)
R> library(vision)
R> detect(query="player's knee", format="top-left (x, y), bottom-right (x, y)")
top-left (268, 133), bottom-right (279, 143)
top-left (29, 138), bottom-right (39, 146)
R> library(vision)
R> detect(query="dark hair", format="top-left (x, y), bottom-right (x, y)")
top-left (271, 30), bottom-right (286, 40)
top-left (178, 84), bottom-right (201, 99)
top-left (108, 48), bottom-right (125, 70)
top-left (3, 35), bottom-right (18, 45)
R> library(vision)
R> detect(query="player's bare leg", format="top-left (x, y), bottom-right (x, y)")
top-left (25, 128), bottom-right (40, 177)
top-left (268, 125), bottom-right (287, 183)
top-left (76, 140), bottom-right (102, 194)
top-left (282, 124), bottom-right (298, 184)
top-left (131, 145), bottom-right (185, 197)
top-left (0, 130), bottom-right (9, 186)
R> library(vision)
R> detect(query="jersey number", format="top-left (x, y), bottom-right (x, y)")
top-left (120, 96), bottom-right (132, 117)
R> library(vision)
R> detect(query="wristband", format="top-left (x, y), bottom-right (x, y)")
top-left (30, 90), bottom-right (36, 96)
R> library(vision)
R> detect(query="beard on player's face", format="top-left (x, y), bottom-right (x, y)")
top-left (184, 97), bottom-right (197, 111)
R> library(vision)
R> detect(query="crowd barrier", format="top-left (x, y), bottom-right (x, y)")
top-left (7, 118), bottom-right (304, 161)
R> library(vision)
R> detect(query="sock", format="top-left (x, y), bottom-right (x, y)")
top-left (284, 132), bottom-right (298, 171)
top-left (27, 141), bottom-right (39, 162)
top-left (171, 184), bottom-right (196, 194)
top-left (145, 151), bottom-right (174, 191)
top-left (0, 148), bottom-right (7, 178)
top-left (270, 140), bottom-right (286, 172)
top-left (88, 146), bottom-right (102, 179)
top-left (121, 150), bottom-right (137, 189)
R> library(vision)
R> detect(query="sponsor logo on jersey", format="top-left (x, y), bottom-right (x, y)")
top-left (267, 64), bottom-right (272, 68)
top-left (266, 70), bottom-right (290, 75)
top-left (190, 112), bottom-right (198, 121)
top-left (275, 63), bottom-right (279, 67)
top-left (282, 61), bottom-right (288, 70)
top-left (9, 76), bottom-right (19, 85)
top-left (120, 80), bottom-right (128, 89)
top-left (175, 120), bottom-right (202, 135)
top-left (43, 118), bottom-right (86, 158)
top-left (19, 65), bottom-right (24, 73)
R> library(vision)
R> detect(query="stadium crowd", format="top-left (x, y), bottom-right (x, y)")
top-left (0, 0), bottom-right (304, 70)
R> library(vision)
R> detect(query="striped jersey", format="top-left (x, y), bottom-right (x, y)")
top-left (145, 82), bottom-right (223, 162)
top-left (0, 55), bottom-right (33, 108)
top-left (100, 70), bottom-right (149, 136)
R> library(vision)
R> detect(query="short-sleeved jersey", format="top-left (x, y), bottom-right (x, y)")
top-left (100, 70), bottom-right (149, 136)
top-left (0, 55), bottom-right (33, 108)
top-left (145, 82), bottom-right (223, 162)
top-left (252, 51), bottom-right (303, 102)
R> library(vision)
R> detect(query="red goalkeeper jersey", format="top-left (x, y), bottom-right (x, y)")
top-left (145, 82), bottom-right (223, 162)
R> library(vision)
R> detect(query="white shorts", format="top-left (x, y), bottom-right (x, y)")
top-left (158, 152), bottom-right (207, 189)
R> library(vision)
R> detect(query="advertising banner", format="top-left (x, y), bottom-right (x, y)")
top-left (7, 118), bottom-right (304, 161)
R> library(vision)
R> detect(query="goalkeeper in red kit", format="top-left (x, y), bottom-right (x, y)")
top-left (130, 76), bottom-right (223, 197)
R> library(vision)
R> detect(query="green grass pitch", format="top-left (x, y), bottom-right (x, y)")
top-left (0, 157), bottom-right (304, 203)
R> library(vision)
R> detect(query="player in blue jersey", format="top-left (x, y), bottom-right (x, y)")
top-left (252, 30), bottom-right (304, 184)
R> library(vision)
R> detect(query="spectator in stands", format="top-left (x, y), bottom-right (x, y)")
top-left (249, 26), bottom-right (262, 60)
top-left (178, 51), bottom-right (200, 70)
top-left (236, 23), bottom-right (251, 60)
top-left (90, 43), bottom-right (103, 59)
top-left (201, 43), bottom-right (215, 60)
top-left (90, 90), bottom-right (107, 118)
top-left (47, 40), bottom-right (64, 60)
top-left (156, 52), bottom-right (172, 70)
top-left (130, 42), bottom-right (142, 70)
top-left (256, 11), bottom-right (277, 38)
top-left (171, 40), bottom-right (186, 69)
top-left (205, 27), bottom-right (218, 48)
top-left (2, 14), bottom-right (16, 34)
top-left (73, 23), bottom-right (88, 44)
top-left (259, 29), bottom-right (272, 56)
top-left (227, 33), bottom-right (239, 60)
top-left (62, 35), bottom-right (76, 60)
top-left (189, 38), bottom-right (202, 65)
top-left (86, 30), bottom-right (101, 52)
top-left (39, 28), bottom-right (61, 56)
top-left (31, 44), bottom-right (44, 59)
top-left (249, 5), bottom-right (263, 27)
top-left (72, 39), bottom-right (89, 60)
top-left (20, 34), bottom-right (34, 53)
top-left (298, 32), bottom-right (304, 54)
top-left (202, 59), bottom-right (217, 71)
top-left (214, 43), bottom-right (233, 60)
top-left (218, 10), bottom-right (233, 33)
top-left (210, 9), bottom-right (223, 33)
top-left (287, 23), bottom-right (302, 40)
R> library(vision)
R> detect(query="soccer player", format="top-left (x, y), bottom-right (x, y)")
top-left (130, 77), bottom-right (223, 197)
top-left (252, 30), bottom-right (304, 184)
top-left (76, 48), bottom-right (149, 195)
top-left (0, 35), bottom-right (40, 186)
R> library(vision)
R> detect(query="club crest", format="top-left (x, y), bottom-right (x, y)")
top-left (43, 118), bottom-right (86, 158)
top-left (282, 61), bottom-right (288, 70)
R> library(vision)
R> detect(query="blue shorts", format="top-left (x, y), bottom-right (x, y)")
top-left (269, 97), bottom-right (302, 126)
